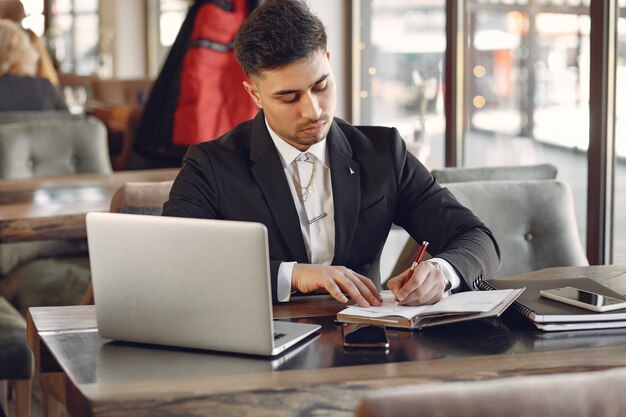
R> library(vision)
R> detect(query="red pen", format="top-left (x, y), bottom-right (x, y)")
top-left (396, 241), bottom-right (429, 304)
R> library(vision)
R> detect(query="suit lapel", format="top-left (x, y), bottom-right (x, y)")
top-left (249, 112), bottom-right (309, 262)
top-left (328, 122), bottom-right (361, 265)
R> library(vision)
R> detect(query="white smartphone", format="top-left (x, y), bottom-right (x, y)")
top-left (539, 286), bottom-right (626, 312)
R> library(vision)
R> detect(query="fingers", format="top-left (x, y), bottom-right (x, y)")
top-left (331, 267), bottom-right (382, 307)
top-left (292, 265), bottom-right (381, 307)
top-left (395, 263), bottom-right (446, 306)
top-left (401, 279), bottom-right (445, 305)
top-left (386, 270), bottom-right (410, 298)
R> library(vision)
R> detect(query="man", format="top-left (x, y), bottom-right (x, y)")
top-left (162, 0), bottom-right (500, 307)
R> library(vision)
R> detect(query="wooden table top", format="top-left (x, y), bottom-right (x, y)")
top-left (0, 168), bottom-right (178, 243)
top-left (27, 265), bottom-right (626, 417)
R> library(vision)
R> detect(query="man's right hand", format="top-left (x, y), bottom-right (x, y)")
top-left (291, 264), bottom-right (382, 307)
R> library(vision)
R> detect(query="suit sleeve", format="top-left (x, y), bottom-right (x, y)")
top-left (389, 129), bottom-right (500, 289)
top-left (162, 145), bottom-right (284, 303)
top-left (162, 145), bottom-right (219, 219)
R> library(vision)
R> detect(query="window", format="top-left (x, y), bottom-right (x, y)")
top-left (20, 0), bottom-right (45, 36)
top-left (354, 0), bottom-right (446, 170)
top-left (613, 5), bottom-right (626, 264)
top-left (147, 0), bottom-right (192, 77)
top-left (48, 0), bottom-right (99, 75)
top-left (356, 0), bottom-right (623, 264)
top-left (465, 0), bottom-right (590, 248)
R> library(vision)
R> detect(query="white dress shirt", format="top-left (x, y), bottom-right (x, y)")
top-left (265, 120), bottom-right (461, 301)
top-left (266, 121), bottom-right (335, 301)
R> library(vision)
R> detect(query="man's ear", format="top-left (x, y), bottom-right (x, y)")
top-left (243, 81), bottom-right (263, 109)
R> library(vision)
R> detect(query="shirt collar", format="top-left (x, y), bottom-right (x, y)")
top-left (265, 118), bottom-right (328, 168)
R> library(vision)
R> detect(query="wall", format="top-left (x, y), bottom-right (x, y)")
top-left (100, 0), bottom-right (147, 79)
top-left (307, 0), bottom-right (349, 119)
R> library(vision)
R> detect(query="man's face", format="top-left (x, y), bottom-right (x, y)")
top-left (243, 49), bottom-right (337, 151)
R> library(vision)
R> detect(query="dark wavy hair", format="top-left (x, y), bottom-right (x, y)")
top-left (234, 0), bottom-right (327, 76)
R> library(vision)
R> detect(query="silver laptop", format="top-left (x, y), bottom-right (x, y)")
top-left (86, 212), bottom-right (320, 356)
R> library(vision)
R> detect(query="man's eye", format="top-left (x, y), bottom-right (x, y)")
top-left (281, 94), bottom-right (299, 103)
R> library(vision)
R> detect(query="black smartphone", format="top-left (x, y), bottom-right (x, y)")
top-left (342, 323), bottom-right (389, 349)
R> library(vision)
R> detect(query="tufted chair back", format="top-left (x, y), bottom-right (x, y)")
top-left (445, 180), bottom-right (588, 280)
top-left (431, 163), bottom-right (557, 183)
top-left (391, 180), bottom-right (588, 286)
top-left (355, 366), bottom-right (626, 417)
top-left (0, 110), bottom-right (82, 124)
top-left (109, 180), bottom-right (174, 215)
top-left (80, 180), bottom-right (174, 305)
top-left (0, 118), bottom-right (112, 178)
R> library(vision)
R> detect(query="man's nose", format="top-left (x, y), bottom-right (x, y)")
top-left (300, 93), bottom-right (322, 120)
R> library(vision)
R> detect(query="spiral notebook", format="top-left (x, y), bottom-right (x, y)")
top-left (477, 277), bottom-right (626, 331)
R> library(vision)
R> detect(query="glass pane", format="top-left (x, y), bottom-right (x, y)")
top-left (51, 14), bottom-right (73, 73)
top-left (160, 0), bottom-right (190, 13)
top-left (158, 0), bottom-right (191, 48)
top-left (73, 14), bottom-right (99, 75)
top-left (160, 11), bottom-right (186, 47)
top-left (613, 9), bottom-right (626, 264)
top-left (21, 0), bottom-right (43, 15)
top-left (356, 0), bottom-right (446, 170)
top-left (51, 0), bottom-right (72, 14)
top-left (72, 0), bottom-right (98, 14)
top-left (20, 0), bottom-right (44, 36)
top-left (466, 1), bottom-right (589, 249)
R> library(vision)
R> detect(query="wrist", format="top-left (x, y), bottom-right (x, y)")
top-left (427, 260), bottom-right (451, 292)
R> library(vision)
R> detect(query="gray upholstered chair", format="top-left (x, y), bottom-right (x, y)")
top-left (0, 117), bottom-right (111, 178)
top-left (0, 297), bottom-right (32, 417)
top-left (0, 116), bottom-right (112, 312)
top-left (81, 180), bottom-right (174, 305)
top-left (382, 164), bottom-right (558, 281)
top-left (0, 116), bottom-right (111, 416)
top-left (431, 163), bottom-right (557, 183)
top-left (0, 110), bottom-right (82, 124)
top-left (391, 180), bottom-right (588, 286)
top-left (109, 180), bottom-right (174, 215)
top-left (355, 366), bottom-right (626, 417)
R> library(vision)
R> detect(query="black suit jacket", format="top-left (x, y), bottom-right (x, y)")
top-left (162, 111), bottom-right (500, 300)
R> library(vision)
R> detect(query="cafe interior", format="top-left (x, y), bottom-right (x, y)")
top-left (2, 0), bottom-right (626, 416)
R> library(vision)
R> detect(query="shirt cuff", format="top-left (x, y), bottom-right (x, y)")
top-left (277, 261), bottom-right (297, 302)
top-left (428, 257), bottom-right (460, 297)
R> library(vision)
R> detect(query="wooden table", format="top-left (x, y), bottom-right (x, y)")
top-left (0, 168), bottom-right (178, 243)
top-left (27, 266), bottom-right (626, 417)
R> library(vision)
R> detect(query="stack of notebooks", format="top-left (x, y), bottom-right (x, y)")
top-left (477, 277), bottom-right (626, 331)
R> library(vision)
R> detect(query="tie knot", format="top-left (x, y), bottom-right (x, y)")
top-left (296, 152), bottom-right (314, 163)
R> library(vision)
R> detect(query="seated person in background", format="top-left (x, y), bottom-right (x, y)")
top-left (0, 19), bottom-right (67, 112)
top-left (0, 0), bottom-right (59, 85)
top-left (162, 0), bottom-right (500, 306)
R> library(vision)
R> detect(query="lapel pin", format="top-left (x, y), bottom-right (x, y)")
top-left (349, 167), bottom-right (355, 175)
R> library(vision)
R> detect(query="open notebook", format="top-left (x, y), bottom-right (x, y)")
top-left (337, 289), bottom-right (523, 329)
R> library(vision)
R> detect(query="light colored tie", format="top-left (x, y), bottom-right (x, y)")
top-left (292, 153), bottom-right (329, 264)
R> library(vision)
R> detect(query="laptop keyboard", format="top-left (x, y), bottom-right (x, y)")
top-left (274, 332), bottom-right (287, 340)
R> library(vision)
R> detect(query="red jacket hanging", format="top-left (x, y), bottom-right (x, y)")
top-left (173, 0), bottom-right (257, 146)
